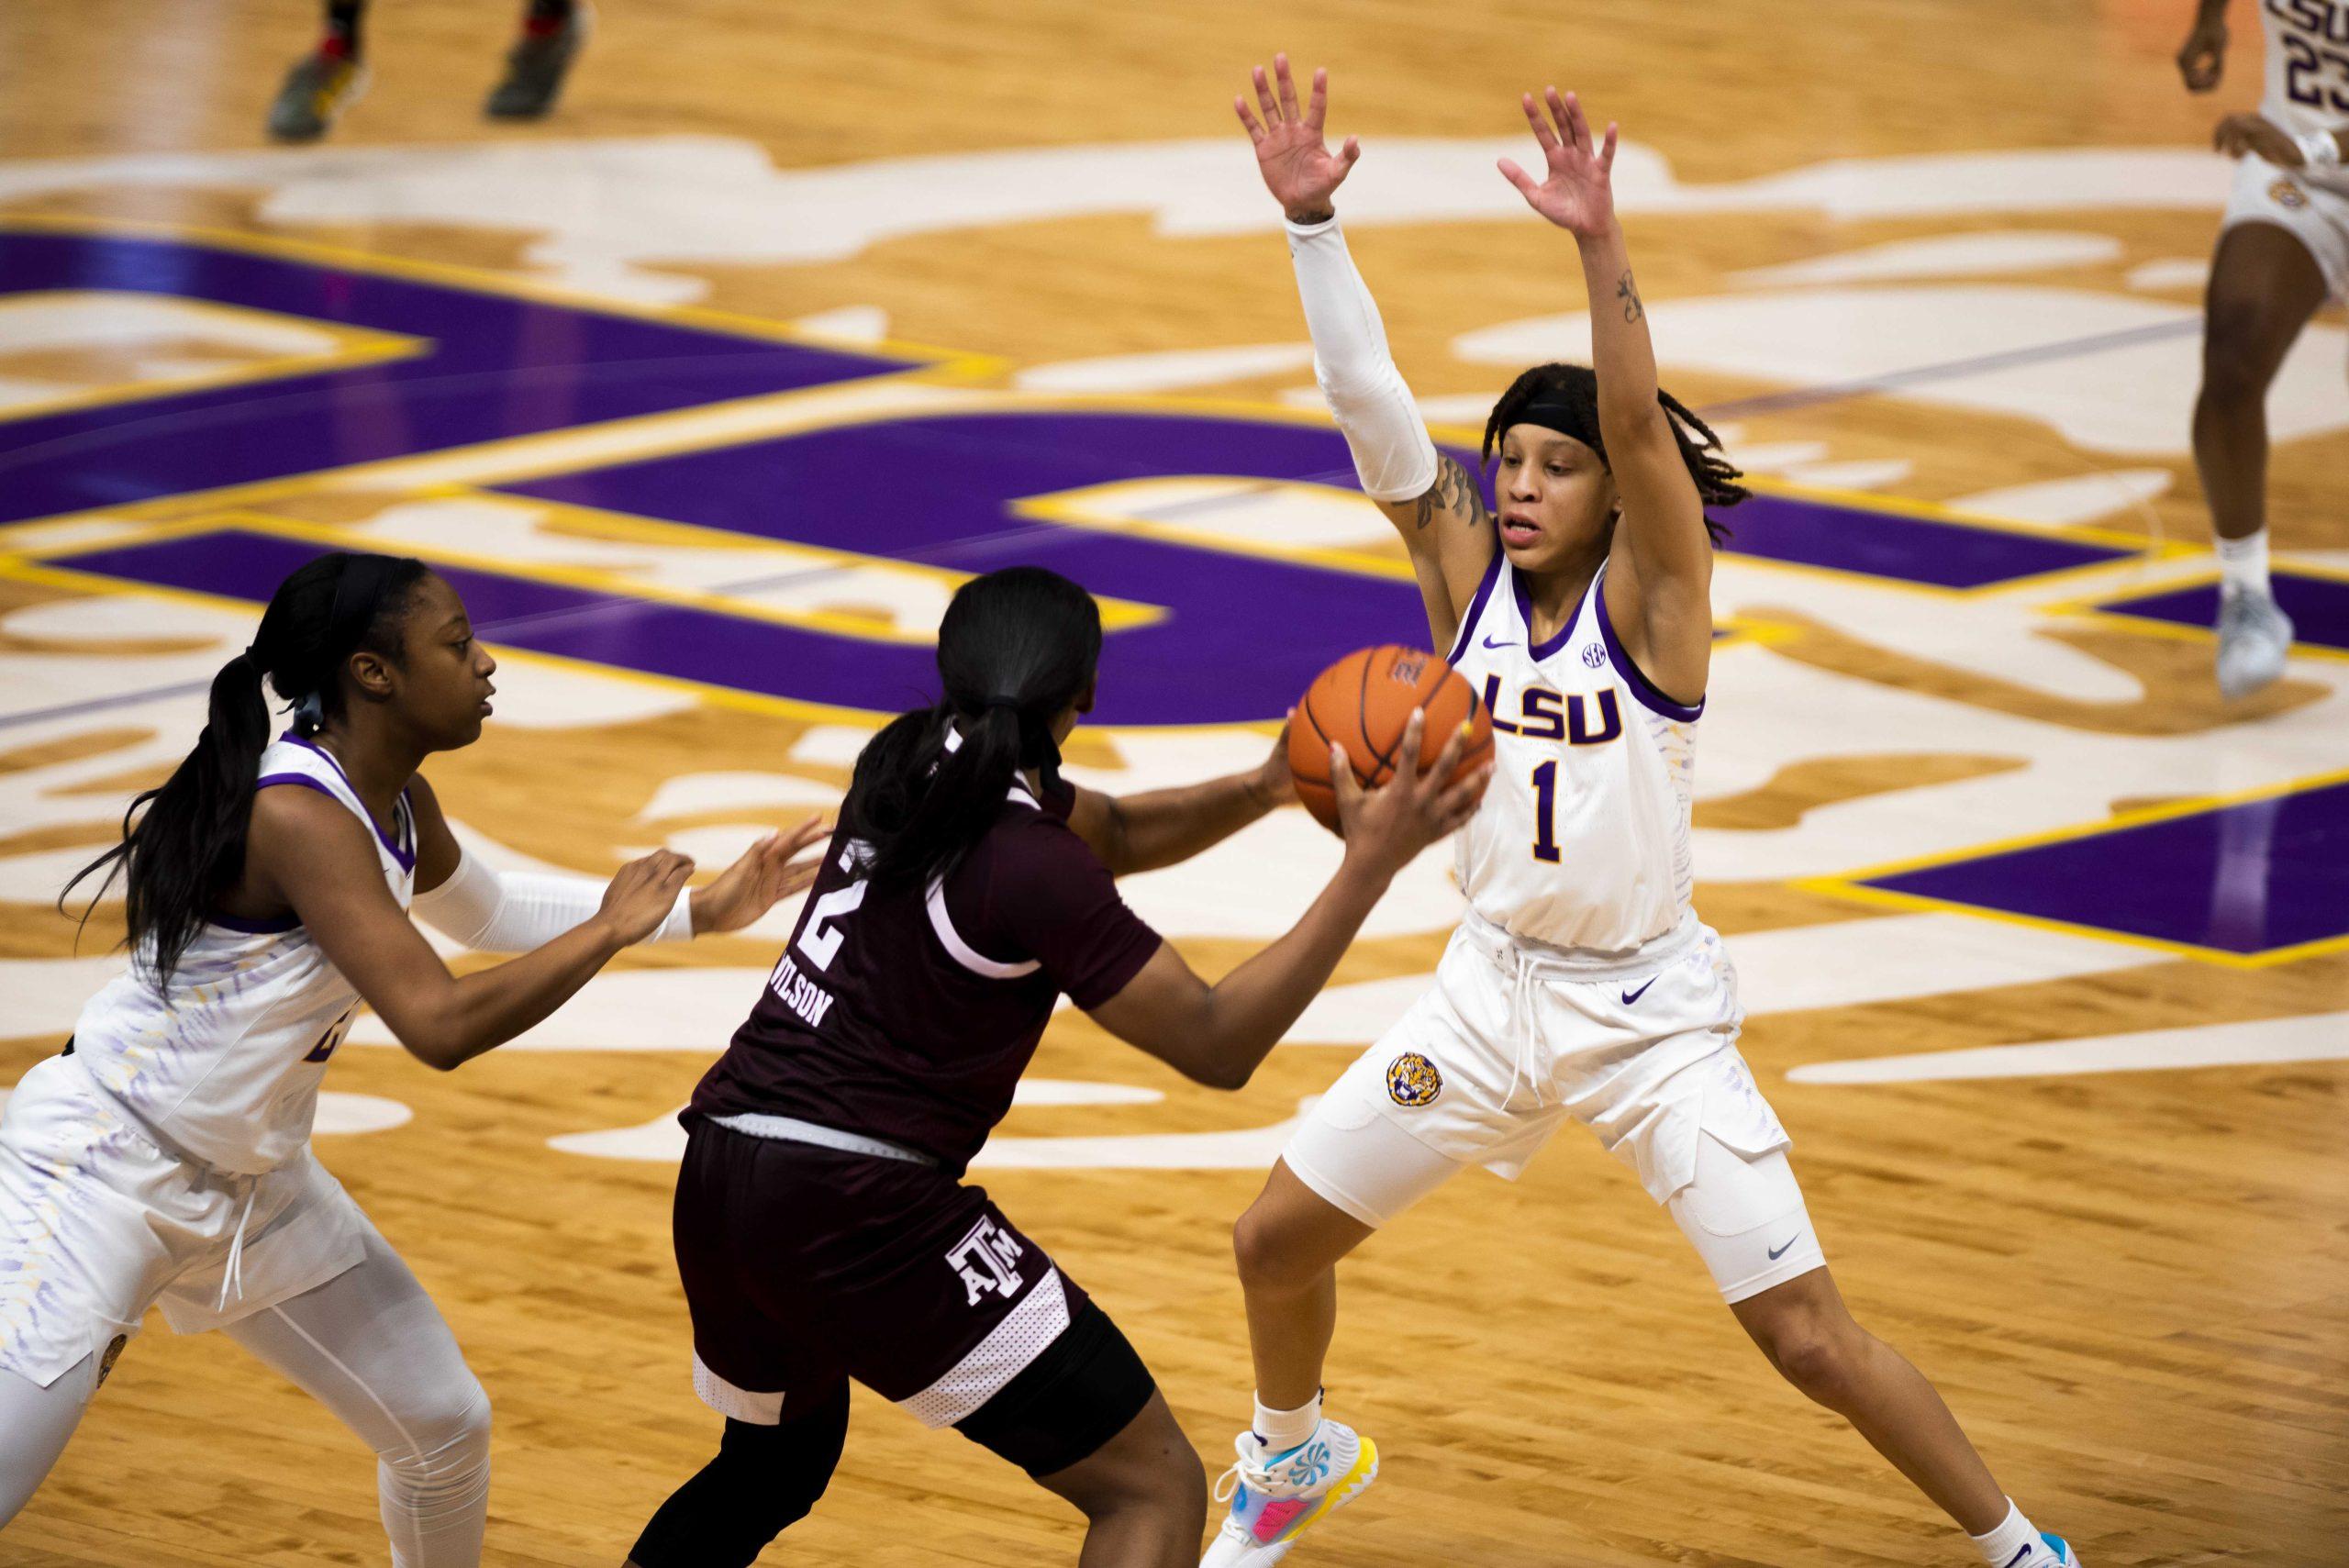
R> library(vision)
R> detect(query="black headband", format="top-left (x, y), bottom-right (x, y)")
top-left (1511, 396), bottom-right (1605, 451)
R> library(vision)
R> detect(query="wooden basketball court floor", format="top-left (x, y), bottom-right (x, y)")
top-left (1, 2), bottom-right (2345, 1563)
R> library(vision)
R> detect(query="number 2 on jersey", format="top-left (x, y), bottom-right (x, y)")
top-left (796, 879), bottom-right (868, 971)
top-left (1530, 760), bottom-right (1562, 864)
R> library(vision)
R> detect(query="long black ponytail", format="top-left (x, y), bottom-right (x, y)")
top-left (60, 550), bottom-right (432, 986)
top-left (841, 566), bottom-right (1102, 892)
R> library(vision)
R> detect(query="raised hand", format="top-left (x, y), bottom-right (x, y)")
top-left (2177, 16), bottom-right (2227, 92)
top-left (1235, 52), bottom-right (1360, 223)
top-left (689, 814), bottom-right (832, 935)
top-left (1497, 86), bottom-right (1620, 239)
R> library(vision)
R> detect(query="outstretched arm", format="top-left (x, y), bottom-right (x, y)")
top-left (1087, 715), bottom-right (1486, 1088)
top-left (1064, 721), bottom-right (1295, 875)
top-left (248, 786), bottom-right (696, 1070)
top-left (1238, 53), bottom-right (1494, 651)
top-left (1499, 88), bottom-right (1712, 705)
top-left (407, 774), bottom-right (828, 947)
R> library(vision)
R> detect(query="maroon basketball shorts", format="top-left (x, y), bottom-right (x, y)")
top-left (673, 1118), bottom-right (1153, 1475)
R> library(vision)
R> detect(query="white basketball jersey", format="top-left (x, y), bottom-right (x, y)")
top-left (2264, 0), bottom-right (2349, 195)
top-left (68, 736), bottom-right (415, 1174)
top-left (1445, 555), bottom-right (1699, 956)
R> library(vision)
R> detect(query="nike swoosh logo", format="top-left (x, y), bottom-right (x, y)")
top-left (1767, 1234), bottom-right (1803, 1261)
top-left (1620, 977), bottom-right (1656, 1006)
top-left (2000, 1547), bottom-right (2032, 1568)
top-left (1481, 635), bottom-right (1518, 649)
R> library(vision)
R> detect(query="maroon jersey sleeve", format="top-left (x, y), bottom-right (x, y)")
top-left (960, 818), bottom-right (1161, 1010)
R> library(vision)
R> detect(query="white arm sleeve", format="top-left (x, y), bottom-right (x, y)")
top-left (1287, 215), bottom-right (1442, 504)
top-left (411, 846), bottom-right (694, 951)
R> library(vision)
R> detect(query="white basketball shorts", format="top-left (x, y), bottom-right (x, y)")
top-left (1284, 916), bottom-right (1827, 1304)
top-left (0, 1054), bottom-right (368, 1389)
top-left (2224, 152), bottom-right (2349, 301)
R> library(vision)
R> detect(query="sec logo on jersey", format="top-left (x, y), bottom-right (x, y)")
top-left (2270, 178), bottom-right (2310, 211)
top-left (1386, 1052), bottom-right (1443, 1107)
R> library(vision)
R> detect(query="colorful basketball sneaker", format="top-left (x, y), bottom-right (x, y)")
top-left (2009, 1532), bottom-right (2080, 1567)
top-left (1199, 1419), bottom-right (1379, 1568)
top-left (265, 50), bottom-right (368, 143)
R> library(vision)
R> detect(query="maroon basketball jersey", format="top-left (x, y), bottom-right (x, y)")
top-left (691, 774), bottom-right (1163, 1174)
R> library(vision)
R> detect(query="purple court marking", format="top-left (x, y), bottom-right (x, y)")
top-left (0, 229), bottom-right (917, 525)
top-left (1722, 491), bottom-right (2128, 588)
top-left (1860, 781), bottom-right (2349, 955)
top-left (2087, 572), bottom-right (2349, 653)
top-left (41, 527), bottom-right (1426, 727)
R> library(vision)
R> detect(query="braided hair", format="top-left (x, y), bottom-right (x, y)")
top-left (1481, 362), bottom-right (1747, 544)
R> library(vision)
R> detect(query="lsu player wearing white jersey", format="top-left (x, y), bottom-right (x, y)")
top-left (2177, 0), bottom-right (2349, 696)
top-left (0, 552), bottom-right (823, 1562)
top-left (1202, 57), bottom-right (2080, 1568)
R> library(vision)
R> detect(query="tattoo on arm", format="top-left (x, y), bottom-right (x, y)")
top-left (1410, 453), bottom-right (1492, 531)
top-left (1616, 268), bottom-right (1643, 324)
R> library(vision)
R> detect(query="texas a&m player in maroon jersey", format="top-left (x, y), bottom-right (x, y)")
top-left (624, 567), bottom-right (1486, 1568)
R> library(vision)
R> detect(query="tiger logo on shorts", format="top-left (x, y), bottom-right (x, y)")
top-left (2271, 178), bottom-right (2310, 212)
top-left (1386, 1052), bottom-right (1442, 1106)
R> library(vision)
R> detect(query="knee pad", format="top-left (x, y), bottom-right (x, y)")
top-left (629, 1385), bottom-right (849, 1568)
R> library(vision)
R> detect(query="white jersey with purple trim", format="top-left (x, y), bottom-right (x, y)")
top-left (64, 736), bottom-right (415, 1175)
top-left (2265, 0), bottom-right (2349, 195)
top-left (1444, 553), bottom-right (1700, 957)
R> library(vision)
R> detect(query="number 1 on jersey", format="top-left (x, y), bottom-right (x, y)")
top-left (1530, 760), bottom-right (1562, 863)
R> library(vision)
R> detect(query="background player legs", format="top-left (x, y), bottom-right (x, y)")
top-left (267, 0), bottom-right (369, 141)
top-left (2195, 222), bottom-right (2327, 547)
top-left (2193, 220), bottom-right (2327, 696)
top-left (1031, 1389), bottom-right (1208, 1568)
top-left (220, 1229), bottom-right (493, 1568)
top-left (624, 1385), bottom-right (850, 1568)
top-left (1230, 1159), bottom-right (1376, 1410)
top-left (1730, 1268), bottom-right (2009, 1533)
top-left (0, 1351), bottom-right (101, 1526)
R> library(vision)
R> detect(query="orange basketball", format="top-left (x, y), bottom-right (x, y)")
top-left (1288, 645), bottom-right (1494, 836)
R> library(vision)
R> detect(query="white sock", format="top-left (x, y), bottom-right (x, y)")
top-left (1968, 1499), bottom-right (2045, 1566)
top-left (2215, 528), bottom-right (2270, 599)
top-left (1251, 1388), bottom-right (1322, 1453)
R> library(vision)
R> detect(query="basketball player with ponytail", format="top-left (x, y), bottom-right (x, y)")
top-left (626, 566), bottom-right (1483, 1568)
top-left (1, 553), bottom-right (825, 1561)
top-left (1203, 58), bottom-right (2079, 1568)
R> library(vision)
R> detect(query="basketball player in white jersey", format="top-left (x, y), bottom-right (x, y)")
top-left (1199, 59), bottom-right (2080, 1568)
top-left (1, 551), bottom-right (824, 1562)
top-left (2177, 0), bottom-right (2348, 696)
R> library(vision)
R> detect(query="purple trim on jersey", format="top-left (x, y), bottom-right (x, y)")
top-left (1511, 563), bottom-right (1594, 663)
top-left (1444, 548), bottom-right (1506, 665)
top-left (278, 735), bottom-right (419, 872)
top-left (1593, 570), bottom-right (1705, 721)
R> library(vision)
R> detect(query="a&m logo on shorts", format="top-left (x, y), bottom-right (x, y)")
top-left (1386, 1052), bottom-right (1442, 1107)
top-left (946, 1215), bottom-right (1026, 1307)
top-left (2270, 178), bottom-right (2310, 212)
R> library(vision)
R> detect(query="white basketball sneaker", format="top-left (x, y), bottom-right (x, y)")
top-left (1199, 1418), bottom-right (1379, 1568)
top-left (2215, 587), bottom-right (2294, 699)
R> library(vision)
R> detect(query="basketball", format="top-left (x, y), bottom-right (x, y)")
top-left (1288, 645), bottom-right (1495, 834)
